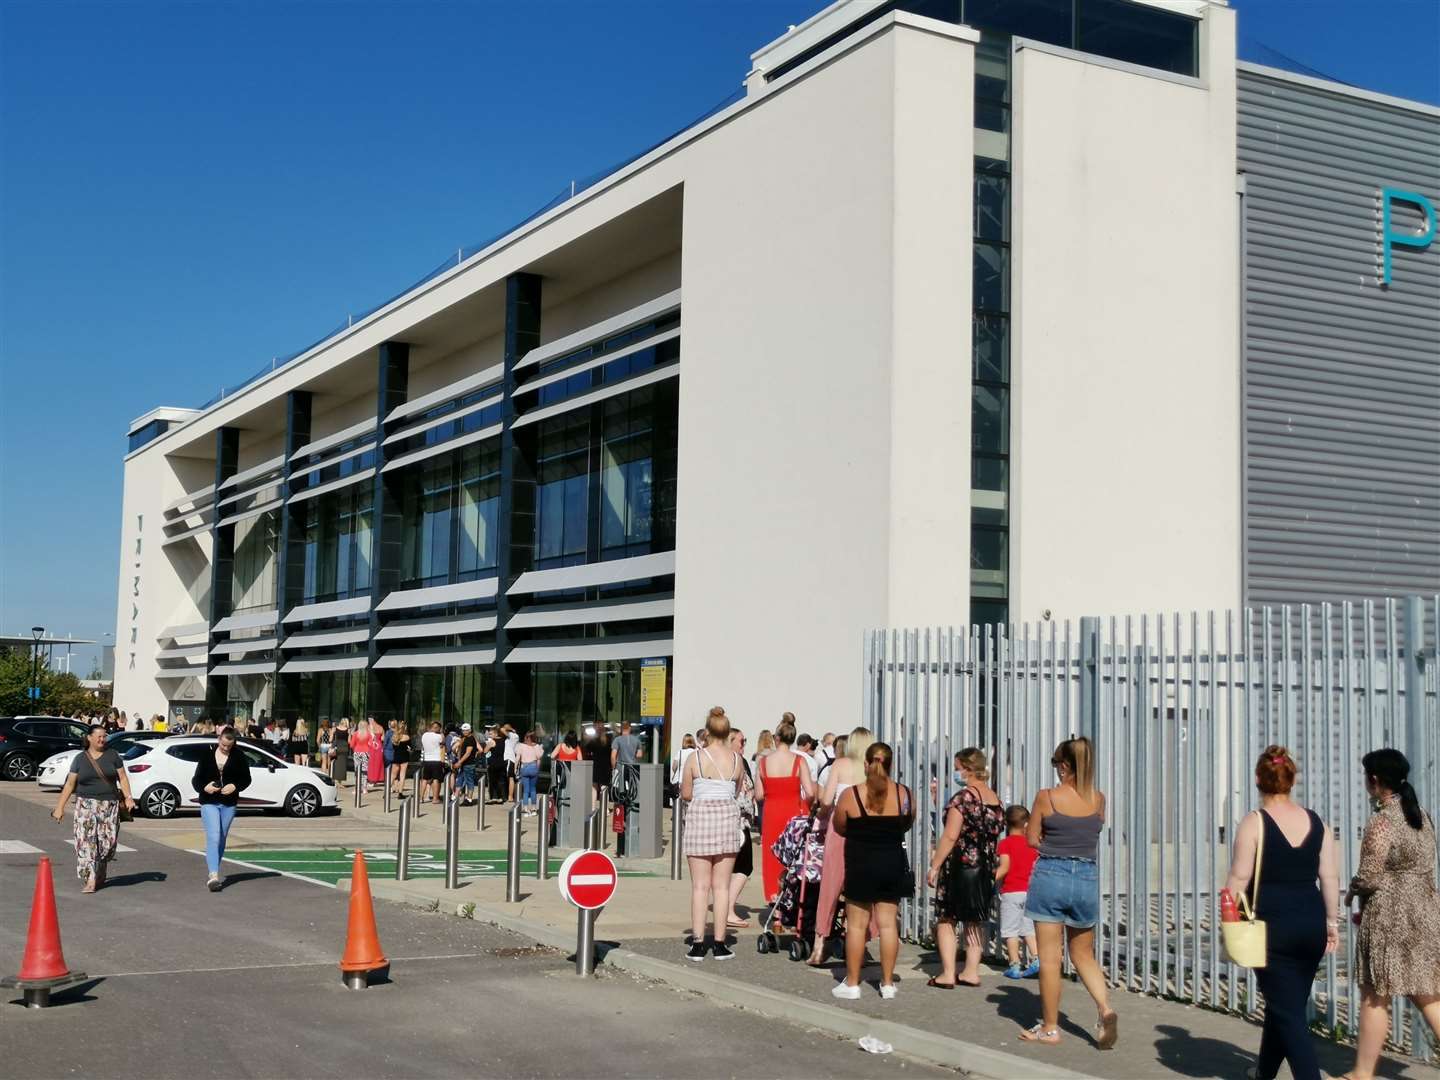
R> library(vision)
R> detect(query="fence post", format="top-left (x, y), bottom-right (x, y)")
top-left (1080, 616), bottom-right (1100, 756)
top-left (1402, 596), bottom-right (1428, 813)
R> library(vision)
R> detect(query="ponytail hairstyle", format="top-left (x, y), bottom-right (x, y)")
top-left (1054, 736), bottom-right (1096, 802)
top-left (1362, 748), bottom-right (1425, 830)
top-left (863, 741), bottom-right (894, 813)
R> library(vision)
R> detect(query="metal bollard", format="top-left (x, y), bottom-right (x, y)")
top-left (478, 775), bottom-right (487, 832)
top-left (396, 799), bottom-right (412, 881)
top-left (576, 907), bottom-right (596, 977)
top-left (412, 770), bottom-right (422, 816)
top-left (505, 807), bottom-right (522, 902)
top-left (670, 799), bottom-right (684, 880)
top-left (582, 808), bottom-right (598, 852)
top-left (444, 792), bottom-right (461, 890)
top-left (443, 785), bottom-right (452, 828)
top-left (354, 773), bottom-right (364, 810)
top-left (535, 795), bottom-right (550, 880)
top-left (384, 775), bottom-right (392, 815)
top-left (597, 790), bottom-right (608, 851)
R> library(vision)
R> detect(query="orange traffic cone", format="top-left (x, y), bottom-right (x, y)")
top-left (339, 850), bottom-right (387, 989)
top-left (3, 856), bottom-right (85, 1008)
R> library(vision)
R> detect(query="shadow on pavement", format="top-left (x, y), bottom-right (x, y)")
top-left (1155, 1023), bottom-right (1418, 1080)
top-left (104, 871), bottom-right (167, 887)
top-left (6, 977), bottom-right (105, 1009)
top-left (985, 982), bottom-right (1095, 1044)
top-left (220, 872), bottom-right (281, 887)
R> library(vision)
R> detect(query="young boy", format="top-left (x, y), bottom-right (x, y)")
top-left (995, 804), bottom-right (1041, 978)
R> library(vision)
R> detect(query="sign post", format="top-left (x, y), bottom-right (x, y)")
top-left (558, 849), bottom-right (617, 976)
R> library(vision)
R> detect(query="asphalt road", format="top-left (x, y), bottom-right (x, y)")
top-left (0, 790), bottom-right (959, 1079)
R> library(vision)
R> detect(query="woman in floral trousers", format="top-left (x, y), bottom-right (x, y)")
top-left (51, 724), bottom-right (136, 892)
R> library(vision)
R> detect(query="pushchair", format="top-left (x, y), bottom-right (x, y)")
top-left (757, 808), bottom-right (841, 960)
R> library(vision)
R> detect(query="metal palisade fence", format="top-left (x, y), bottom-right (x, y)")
top-left (864, 596), bottom-right (1438, 1058)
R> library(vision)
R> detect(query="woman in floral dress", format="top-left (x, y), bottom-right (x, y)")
top-left (926, 747), bottom-right (1004, 987)
top-left (51, 724), bottom-right (136, 892)
top-left (1339, 748), bottom-right (1440, 1080)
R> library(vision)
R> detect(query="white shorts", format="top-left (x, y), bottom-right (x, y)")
top-left (1000, 892), bottom-right (1034, 940)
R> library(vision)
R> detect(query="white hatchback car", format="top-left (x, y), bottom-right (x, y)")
top-left (37, 731), bottom-right (173, 791)
top-left (127, 736), bottom-right (338, 819)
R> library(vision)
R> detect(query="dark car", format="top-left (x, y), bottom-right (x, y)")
top-left (0, 716), bottom-right (91, 781)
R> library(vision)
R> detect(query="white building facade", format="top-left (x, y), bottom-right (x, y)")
top-left (114, 0), bottom-right (1439, 747)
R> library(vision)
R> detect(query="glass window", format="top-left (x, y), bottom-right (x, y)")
top-left (974, 38), bottom-right (1010, 103)
top-left (970, 600), bottom-right (1009, 628)
top-left (963, 0), bottom-right (1073, 47)
top-left (231, 510), bottom-right (278, 612)
top-left (974, 172), bottom-right (1009, 242)
top-left (601, 389), bottom-right (656, 557)
top-left (975, 99), bottom-right (1009, 134)
top-left (457, 441), bottom-right (501, 577)
top-left (973, 385), bottom-right (1009, 453)
top-left (972, 313), bottom-right (1009, 384)
top-left (535, 414), bottom-right (590, 567)
top-left (973, 243), bottom-right (1009, 314)
top-left (400, 456), bottom-right (456, 588)
top-left (166, 743), bottom-right (210, 763)
top-left (971, 526), bottom-right (1008, 572)
top-left (1078, 0), bottom-right (1198, 76)
top-left (532, 663), bottom-right (586, 733)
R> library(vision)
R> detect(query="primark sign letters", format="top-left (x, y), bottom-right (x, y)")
top-left (1378, 187), bottom-right (1436, 285)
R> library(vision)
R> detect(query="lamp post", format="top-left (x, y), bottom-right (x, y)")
top-left (30, 627), bottom-right (44, 712)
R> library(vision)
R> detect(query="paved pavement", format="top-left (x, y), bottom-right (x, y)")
top-left (9, 780), bottom-right (1439, 1080)
top-left (0, 790), bottom-right (960, 1079)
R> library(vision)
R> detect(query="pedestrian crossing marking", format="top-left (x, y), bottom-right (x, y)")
top-left (0, 840), bottom-right (44, 854)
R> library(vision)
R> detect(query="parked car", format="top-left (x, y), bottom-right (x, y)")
top-left (0, 716), bottom-right (91, 781)
top-left (126, 736), bottom-right (338, 819)
top-left (36, 730), bottom-right (173, 791)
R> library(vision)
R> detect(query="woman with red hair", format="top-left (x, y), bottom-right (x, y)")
top-left (1224, 746), bottom-right (1340, 1080)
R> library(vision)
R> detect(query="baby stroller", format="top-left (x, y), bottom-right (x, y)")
top-left (757, 808), bottom-right (839, 960)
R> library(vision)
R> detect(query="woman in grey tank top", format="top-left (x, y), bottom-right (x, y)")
top-left (1018, 736), bottom-right (1118, 1051)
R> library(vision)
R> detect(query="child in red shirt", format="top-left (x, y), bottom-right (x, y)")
top-left (995, 804), bottom-right (1040, 978)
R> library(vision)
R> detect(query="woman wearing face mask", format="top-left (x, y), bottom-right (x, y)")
top-left (1336, 749), bottom-right (1440, 1080)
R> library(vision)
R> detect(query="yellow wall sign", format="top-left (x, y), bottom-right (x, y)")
top-left (640, 658), bottom-right (667, 719)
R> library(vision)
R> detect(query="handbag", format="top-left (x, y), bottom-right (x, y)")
top-left (85, 751), bottom-right (132, 822)
top-left (1222, 811), bottom-right (1267, 969)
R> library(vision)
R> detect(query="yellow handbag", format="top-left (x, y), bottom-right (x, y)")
top-left (1222, 811), bottom-right (1267, 969)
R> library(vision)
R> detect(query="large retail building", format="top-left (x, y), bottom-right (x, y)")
top-left (114, 0), bottom-right (1439, 742)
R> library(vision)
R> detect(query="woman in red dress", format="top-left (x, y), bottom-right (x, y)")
top-left (754, 713), bottom-right (817, 902)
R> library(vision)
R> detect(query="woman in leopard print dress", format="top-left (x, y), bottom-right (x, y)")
top-left (1339, 749), bottom-right (1440, 1080)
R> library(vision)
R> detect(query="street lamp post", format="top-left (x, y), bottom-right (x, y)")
top-left (30, 627), bottom-right (45, 712)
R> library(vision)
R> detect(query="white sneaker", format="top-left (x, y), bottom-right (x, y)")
top-left (879, 983), bottom-right (897, 999)
top-left (831, 982), bottom-right (862, 1000)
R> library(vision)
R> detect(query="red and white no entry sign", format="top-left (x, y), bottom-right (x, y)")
top-left (558, 849), bottom-right (617, 910)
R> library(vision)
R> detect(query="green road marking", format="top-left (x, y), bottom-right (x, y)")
top-left (226, 847), bottom-right (652, 885)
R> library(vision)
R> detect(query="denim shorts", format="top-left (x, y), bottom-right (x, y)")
top-left (1023, 856), bottom-right (1099, 929)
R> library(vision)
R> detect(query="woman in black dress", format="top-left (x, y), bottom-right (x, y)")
top-left (830, 742), bottom-right (913, 1000)
top-left (1224, 745), bottom-right (1340, 1080)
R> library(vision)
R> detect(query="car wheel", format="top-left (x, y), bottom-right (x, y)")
top-left (3, 754), bottom-right (37, 781)
top-left (142, 784), bottom-right (180, 819)
top-left (285, 784), bottom-right (320, 818)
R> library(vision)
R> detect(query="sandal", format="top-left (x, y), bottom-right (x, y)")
top-left (727, 919), bottom-right (751, 929)
top-left (925, 976), bottom-right (955, 989)
top-left (1018, 1023), bottom-right (1061, 1045)
top-left (1096, 1011), bottom-right (1119, 1050)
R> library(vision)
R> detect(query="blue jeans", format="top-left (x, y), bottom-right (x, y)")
top-left (520, 762), bottom-right (540, 807)
top-left (1024, 856), bottom-right (1100, 929)
top-left (201, 803), bottom-right (236, 876)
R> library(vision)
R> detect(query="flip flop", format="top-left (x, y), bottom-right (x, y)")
top-left (1018, 1023), bottom-right (1061, 1045)
top-left (1096, 1011), bottom-right (1119, 1050)
top-left (727, 919), bottom-right (751, 929)
top-left (925, 976), bottom-right (956, 989)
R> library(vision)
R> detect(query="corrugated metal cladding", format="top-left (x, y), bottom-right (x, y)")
top-left (1238, 66), bottom-right (1440, 610)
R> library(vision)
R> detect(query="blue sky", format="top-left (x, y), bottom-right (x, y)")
top-left (2, 0), bottom-right (1437, 676)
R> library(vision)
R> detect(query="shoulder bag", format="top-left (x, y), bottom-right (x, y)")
top-left (1222, 811), bottom-right (1266, 968)
top-left (86, 751), bottom-right (133, 822)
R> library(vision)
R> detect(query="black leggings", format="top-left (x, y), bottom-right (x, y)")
top-left (1253, 926), bottom-right (1324, 1080)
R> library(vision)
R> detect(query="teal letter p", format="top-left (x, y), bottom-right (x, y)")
top-left (1381, 187), bottom-right (1436, 285)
